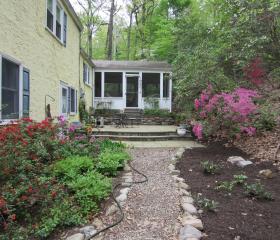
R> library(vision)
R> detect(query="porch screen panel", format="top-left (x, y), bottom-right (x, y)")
top-left (163, 73), bottom-right (170, 98)
top-left (142, 73), bottom-right (160, 98)
top-left (94, 72), bottom-right (102, 97)
top-left (104, 72), bottom-right (123, 97)
top-left (2, 58), bottom-right (20, 119)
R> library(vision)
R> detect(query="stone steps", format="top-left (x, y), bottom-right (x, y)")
top-left (92, 131), bottom-right (177, 136)
top-left (93, 134), bottom-right (192, 141)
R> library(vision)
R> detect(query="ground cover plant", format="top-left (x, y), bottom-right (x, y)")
top-left (0, 118), bottom-right (130, 239)
top-left (176, 142), bottom-right (280, 239)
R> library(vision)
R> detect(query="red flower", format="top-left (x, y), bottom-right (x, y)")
top-left (27, 186), bottom-right (33, 193)
top-left (0, 197), bottom-right (6, 209)
top-left (10, 214), bottom-right (16, 221)
top-left (51, 191), bottom-right (57, 199)
top-left (20, 195), bottom-right (28, 201)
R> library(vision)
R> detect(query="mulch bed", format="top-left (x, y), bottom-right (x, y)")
top-left (176, 142), bottom-right (280, 240)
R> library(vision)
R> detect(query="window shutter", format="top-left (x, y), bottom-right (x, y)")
top-left (23, 68), bottom-right (30, 117)
top-left (83, 63), bottom-right (86, 83)
top-left (67, 87), bottom-right (71, 114)
top-left (75, 90), bottom-right (78, 113)
top-left (63, 12), bottom-right (67, 46)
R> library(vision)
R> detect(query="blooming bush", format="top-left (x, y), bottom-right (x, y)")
top-left (0, 118), bottom-right (126, 239)
top-left (192, 85), bottom-right (260, 139)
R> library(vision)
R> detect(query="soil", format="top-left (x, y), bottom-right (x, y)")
top-left (176, 141), bottom-right (280, 240)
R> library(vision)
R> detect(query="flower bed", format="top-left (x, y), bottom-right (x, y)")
top-left (176, 142), bottom-right (280, 239)
top-left (0, 118), bottom-right (130, 239)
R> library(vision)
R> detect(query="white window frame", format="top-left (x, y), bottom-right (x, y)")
top-left (60, 83), bottom-right (77, 116)
top-left (60, 83), bottom-right (68, 116)
top-left (83, 63), bottom-right (91, 86)
top-left (69, 87), bottom-right (77, 115)
top-left (0, 54), bottom-right (23, 123)
top-left (46, 0), bottom-right (67, 45)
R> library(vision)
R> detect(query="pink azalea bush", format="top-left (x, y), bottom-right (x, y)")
top-left (192, 84), bottom-right (260, 139)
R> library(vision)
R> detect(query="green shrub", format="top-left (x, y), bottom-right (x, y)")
top-left (244, 182), bottom-right (273, 200)
top-left (195, 195), bottom-right (218, 212)
top-left (216, 181), bottom-right (235, 192)
top-left (201, 161), bottom-right (221, 174)
top-left (35, 200), bottom-right (84, 238)
top-left (53, 155), bottom-right (94, 180)
top-left (233, 174), bottom-right (248, 184)
top-left (96, 151), bottom-right (130, 176)
top-left (254, 104), bottom-right (277, 131)
top-left (68, 172), bottom-right (112, 211)
top-left (98, 139), bottom-right (125, 153)
top-left (144, 109), bottom-right (173, 118)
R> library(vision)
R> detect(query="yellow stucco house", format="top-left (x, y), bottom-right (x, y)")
top-left (0, 0), bottom-right (94, 123)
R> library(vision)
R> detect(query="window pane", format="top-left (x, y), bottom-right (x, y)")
top-left (23, 95), bottom-right (29, 117)
top-left (142, 73), bottom-right (160, 98)
top-left (70, 88), bottom-right (75, 112)
top-left (2, 58), bottom-right (19, 119)
top-left (56, 6), bottom-right (62, 39)
top-left (104, 72), bottom-right (122, 97)
top-left (95, 72), bottom-right (101, 97)
top-left (47, 10), bottom-right (53, 31)
top-left (23, 71), bottom-right (29, 91)
top-left (62, 87), bottom-right (67, 114)
top-left (63, 13), bottom-right (67, 45)
top-left (163, 73), bottom-right (170, 98)
top-left (56, 6), bottom-right (61, 23)
top-left (47, 0), bottom-right (53, 11)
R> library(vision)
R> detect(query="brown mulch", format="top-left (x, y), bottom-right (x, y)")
top-left (233, 127), bottom-right (280, 163)
top-left (176, 142), bottom-right (280, 240)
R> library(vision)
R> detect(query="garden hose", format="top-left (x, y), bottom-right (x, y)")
top-left (88, 161), bottom-right (148, 239)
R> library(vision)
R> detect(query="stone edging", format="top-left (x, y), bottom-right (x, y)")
top-left (65, 163), bottom-right (133, 240)
top-left (169, 147), bottom-right (205, 240)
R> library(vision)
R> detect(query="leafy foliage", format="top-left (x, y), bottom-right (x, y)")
top-left (244, 182), bottom-right (273, 200)
top-left (195, 195), bottom-right (218, 212)
top-left (201, 161), bottom-right (221, 175)
top-left (0, 119), bottom-right (128, 239)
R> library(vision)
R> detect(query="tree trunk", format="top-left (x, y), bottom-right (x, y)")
top-left (127, 10), bottom-right (133, 60)
top-left (107, 0), bottom-right (115, 60)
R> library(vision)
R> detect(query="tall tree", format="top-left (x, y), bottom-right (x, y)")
top-left (106, 0), bottom-right (115, 60)
top-left (77, 0), bottom-right (105, 57)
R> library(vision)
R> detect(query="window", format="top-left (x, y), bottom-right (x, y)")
top-left (163, 73), bottom-right (170, 98)
top-left (83, 63), bottom-right (90, 85)
top-left (23, 69), bottom-right (30, 117)
top-left (56, 4), bottom-right (62, 39)
top-left (104, 72), bottom-right (123, 97)
top-left (95, 72), bottom-right (101, 97)
top-left (142, 73), bottom-right (160, 98)
top-left (0, 56), bottom-right (30, 121)
top-left (1, 58), bottom-right (20, 119)
top-left (46, 0), bottom-right (67, 45)
top-left (47, 0), bottom-right (54, 31)
top-left (60, 84), bottom-right (77, 115)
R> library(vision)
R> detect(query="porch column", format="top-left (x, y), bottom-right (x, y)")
top-left (160, 72), bottom-right (163, 108)
top-left (139, 72), bottom-right (143, 109)
top-left (122, 72), bottom-right (126, 109)
top-left (169, 74), bottom-right (172, 112)
top-left (101, 71), bottom-right (104, 98)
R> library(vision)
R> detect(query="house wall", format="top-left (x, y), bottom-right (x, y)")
top-left (0, 0), bottom-right (81, 121)
top-left (80, 56), bottom-right (94, 112)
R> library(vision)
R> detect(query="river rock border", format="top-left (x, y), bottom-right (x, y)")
top-left (65, 163), bottom-right (133, 240)
top-left (169, 147), bottom-right (204, 240)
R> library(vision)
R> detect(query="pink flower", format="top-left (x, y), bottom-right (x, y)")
top-left (240, 126), bottom-right (256, 136)
top-left (194, 99), bottom-right (201, 111)
top-left (192, 123), bottom-right (203, 139)
top-left (68, 125), bottom-right (77, 133)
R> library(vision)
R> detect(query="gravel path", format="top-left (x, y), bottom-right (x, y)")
top-left (103, 148), bottom-right (181, 240)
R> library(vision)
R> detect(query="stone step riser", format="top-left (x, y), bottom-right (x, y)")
top-left (93, 135), bottom-right (192, 141)
top-left (92, 131), bottom-right (179, 136)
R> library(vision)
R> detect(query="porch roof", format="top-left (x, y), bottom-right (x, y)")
top-left (93, 60), bottom-right (172, 72)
